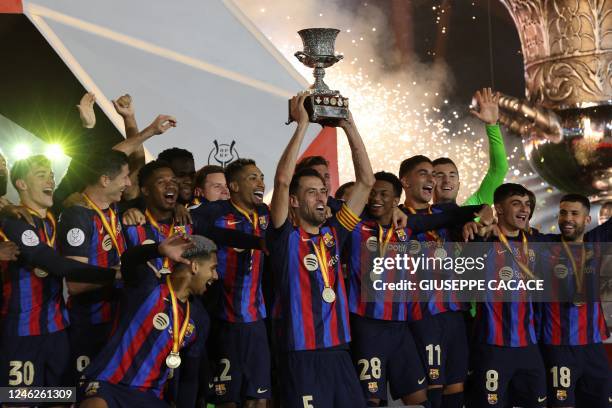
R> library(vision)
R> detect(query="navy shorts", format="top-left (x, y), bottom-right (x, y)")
top-left (350, 314), bottom-right (426, 401)
top-left (409, 311), bottom-right (469, 386)
top-left (280, 347), bottom-right (366, 408)
top-left (541, 343), bottom-right (611, 408)
top-left (467, 343), bottom-right (546, 408)
top-left (68, 322), bottom-right (112, 384)
top-left (78, 379), bottom-right (168, 408)
top-left (211, 320), bottom-right (272, 403)
top-left (0, 329), bottom-right (70, 387)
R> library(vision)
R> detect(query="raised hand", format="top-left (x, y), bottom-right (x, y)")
top-left (149, 114), bottom-right (177, 135)
top-left (289, 92), bottom-right (309, 126)
top-left (122, 208), bottom-right (146, 226)
top-left (77, 92), bottom-right (96, 129)
top-left (112, 94), bottom-right (135, 118)
top-left (470, 87), bottom-right (499, 125)
top-left (159, 234), bottom-right (194, 265)
top-left (173, 205), bottom-right (192, 226)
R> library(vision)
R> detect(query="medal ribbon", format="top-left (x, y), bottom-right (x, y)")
top-left (0, 228), bottom-right (8, 242)
top-left (82, 194), bottom-right (122, 254)
top-left (561, 238), bottom-right (586, 295)
top-left (498, 230), bottom-right (535, 279)
top-left (377, 224), bottom-right (394, 257)
top-left (166, 275), bottom-right (191, 354)
top-left (231, 201), bottom-right (258, 269)
top-left (406, 205), bottom-right (442, 243)
top-left (310, 235), bottom-right (332, 289)
top-left (145, 209), bottom-right (175, 269)
top-left (21, 205), bottom-right (56, 247)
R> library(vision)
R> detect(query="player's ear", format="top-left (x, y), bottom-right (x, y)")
top-left (100, 174), bottom-right (110, 188)
top-left (140, 185), bottom-right (149, 197)
top-left (400, 176), bottom-right (410, 190)
top-left (494, 203), bottom-right (503, 215)
top-left (190, 260), bottom-right (198, 275)
top-left (228, 180), bottom-right (239, 194)
top-left (585, 214), bottom-right (592, 225)
top-left (289, 194), bottom-right (299, 209)
top-left (392, 197), bottom-right (400, 208)
top-left (14, 178), bottom-right (27, 192)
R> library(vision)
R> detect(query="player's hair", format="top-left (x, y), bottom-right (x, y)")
top-left (82, 150), bottom-right (129, 186)
top-left (138, 160), bottom-right (173, 188)
top-left (375, 171), bottom-right (403, 198)
top-left (181, 235), bottom-right (217, 261)
top-left (295, 156), bottom-right (329, 173)
top-left (10, 154), bottom-right (51, 189)
top-left (560, 193), bottom-right (591, 212)
top-left (493, 183), bottom-right (531, 204)
top-left (194, 165), bottom-right (225, 188)
top-left (398, 155), bottom-right (432, 179)
top-left (334, 181), bottom-right (355, 200)
top-left (289, 168), bottom-right (326, 195)
top-left (432, 157), bottom-right (457, 169)
top-left (225, 158), bottom-right (256, 184)
top-left (157, 147), bottom-right (194, 163)
top-left (526, 189), bottom-right (536, 220)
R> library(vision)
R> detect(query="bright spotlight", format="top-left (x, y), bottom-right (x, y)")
top-left (45, 143), bottom-right (65, 160)
top-left (12, 143), bottom-right (32, 160)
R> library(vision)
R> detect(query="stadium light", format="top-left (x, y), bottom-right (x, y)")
top-left (44, 143), bottom-right (65, 161)
top-left (12, 143), bottom-right (32, 160)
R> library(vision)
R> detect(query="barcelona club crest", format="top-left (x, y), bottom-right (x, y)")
top-left (556, 389), bottom-right (567, 401)
top-left (215, 383), bottom-right (227, 396)
top-left (429, 368), bottom-right (439, 380)
top-left (84, 382), bottom-right (100, 396)
top-left (487, 393), bottom-right (498, 405)
top-left (368, 381), bottom-right (378, 393)
top-left (395, 228), bottom-right (407, 242)
top-left (322, 231), bottom-right (335, 248)
top-left (258, 215), bottom-right (268, 230)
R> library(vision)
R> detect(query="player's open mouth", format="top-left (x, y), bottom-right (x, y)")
top-left (206, 279), bottom-right (215, 287)
top-left (515, 215), bottom-right (527, 223)
top-left (422, 185), bottom-right (433, 194)
top-left (442, 186), bottom-right (453, 191)
top-left (42, 187), bottom-right (54, 196)
top-left (253, 190), bottom-right (264, 201)
top-left (561, 223), bottom-right (575, 232)
top-left (315, 204), bottom-right (325, 212)
top-left (370, 203), bottom-right (383, 209)
top-left (163, 191), bottom-right (176, 203)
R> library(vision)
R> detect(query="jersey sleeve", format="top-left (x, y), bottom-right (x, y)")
top-left (327, 196), bottom-right (344, 214)
top-left (120, 243), bottom-right (163, 289)
top-left (57, 206), bottom-right (93, 258)
top-left (327, 203), bottom-right (361, 249)
top-left (462, 124), bottom-right (509, 206)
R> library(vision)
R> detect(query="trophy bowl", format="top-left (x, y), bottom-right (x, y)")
top-left (287, 28), bottom-right (349, 125)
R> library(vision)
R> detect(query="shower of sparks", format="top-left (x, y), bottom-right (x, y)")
top-left (235, 0), bottom-right (549, 204)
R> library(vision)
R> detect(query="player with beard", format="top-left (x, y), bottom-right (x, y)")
top-left (78, 235), bottom-right (216, 408)
top-left (0, 155), bottom-right (117, 389)
top-left (399, 154), bottom-right (473, 408)
top-left (347, 171), bottom-right (491, 407)
top-left (191, 165), bottom-right (230, 206)
top-left (267, 93), bottom-right (374, 408)
top-left (466, 183), bottom-right (547, 408)
top-left (190, 158), bottom-right (271, 408)
top-left (432, 88), bottom-right (508, 208)
top-left (535, 194), bottom-right (611, 407)
top-left (57, 150), bottom-right (131, 380)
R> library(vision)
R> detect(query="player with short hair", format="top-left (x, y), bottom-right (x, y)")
top-left (58, 149), bottom-right (130, 379)
top-left (347, 170), bottom-right (490, 407)
top-left (0, 154), bottom-right (116, 389)
top-left (268, 93), bottom-right (375, 408)
top-left (335, 181), bottom-right (355, 201)
top-left (78, 234), bottom-right (216, 408)
top-left (190, 157), bottom-right (271, 408)
top-left (192, 165), bottom-right (230, 205)
top-left (157, 148), bottom-right (196, 206)
top-left (467, 183), bottom-right (547, 408)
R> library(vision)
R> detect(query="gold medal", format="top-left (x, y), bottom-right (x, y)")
top-left (159, 267), bottom-right (171, 275)
top-left (553, 264), bottom-right (569, 279)
top-left (165, 352), bottom-right (181, 369)
top-left (33, 268), bottom-right (48, 278)
top-left (322, 287), bottom-right (336, 303)
top-left (434, 247), bottom-right (447, 259)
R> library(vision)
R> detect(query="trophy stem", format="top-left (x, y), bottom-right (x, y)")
top-left (313, 66), bottom-right (329, 92)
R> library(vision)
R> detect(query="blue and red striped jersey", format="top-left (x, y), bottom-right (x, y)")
top-left (267, 204), bottom-right (360, 351)
top-left (123, 217), bottom-right (193, 273)
top-left (190, 200), bottom-right (268, 323)
top-left (85, 274), bottom-right (207, 398)
top-left (473, 232), bottom-right (538, 347)
top-left (535, 221), bottom-right (611, 345)
top-left (58, 204), bottom-right (125, 326)
top-left (0, 215), bottom-right (69, 336)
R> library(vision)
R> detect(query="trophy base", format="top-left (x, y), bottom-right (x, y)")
top-left (287, 93), bottom-right (349, 126)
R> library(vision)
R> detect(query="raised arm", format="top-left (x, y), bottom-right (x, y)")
top-left (339, 112), bottom-right (375, 216)
top-left (463, 87), bottom-right (508, 206)
top-left (112, 114), bottom-right (176, 156)
top-left (112, 94), bottom-right (143, 201)
top-left (270, 93), bottom-right (310, 228)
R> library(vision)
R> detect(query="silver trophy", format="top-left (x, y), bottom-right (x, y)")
top-left (288, 28), bottom-right (349, 125)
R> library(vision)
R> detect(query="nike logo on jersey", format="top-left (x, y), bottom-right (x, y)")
top-left (467, 370), bottom-right (474, 376)
top-left (361, 226), bottom-right (376, 232)
top-left (227, 220), bottom-right (242, 225)
top-left (257, 388), bottom-right (268, 394)
top-left (537, 396), bottom-right (547, 402)
top-left (497, 249), bottom-right (507, 254)
top-left (417, 377), bottom-right (426, 385)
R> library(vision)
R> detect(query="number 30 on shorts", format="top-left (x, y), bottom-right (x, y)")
top-left (8, 361), bottom-right (34, 386)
